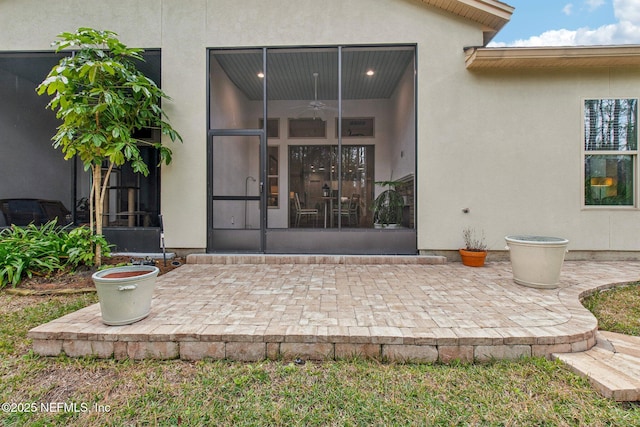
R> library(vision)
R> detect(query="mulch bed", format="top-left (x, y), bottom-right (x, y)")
top-left (5, 256), bottom-right (184, 296)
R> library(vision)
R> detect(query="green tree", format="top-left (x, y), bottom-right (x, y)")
top-left (37, 27), bottom-right (182, 265)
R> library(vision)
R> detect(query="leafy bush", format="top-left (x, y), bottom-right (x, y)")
top-left (0, 220), bottom-right (110, 288)
top-left (372, 189), bottom-right (404, 226)
top-left (62, 225), bottom-right (111, 267)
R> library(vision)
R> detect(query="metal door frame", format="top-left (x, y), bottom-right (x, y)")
top-left (207, 129), bottom-right (266, 252)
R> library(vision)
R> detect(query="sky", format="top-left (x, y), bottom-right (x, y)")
top-left (489, 0), bottom-right (640, 46)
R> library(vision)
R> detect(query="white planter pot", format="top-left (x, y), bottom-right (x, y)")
top-left (92, 265), bottom-right (159, 325)
top-left (505, 235), bottom-right (569, 289)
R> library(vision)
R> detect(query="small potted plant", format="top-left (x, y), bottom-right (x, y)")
top-left (459, 227), bottom-right (488, 267)
top-left (372, 179), bottom-right (405, 228)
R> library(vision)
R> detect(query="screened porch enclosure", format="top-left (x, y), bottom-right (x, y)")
top-left (208, 45), bottom-right (417, 253)
top-left (0, 51), bottom-right (164, 252)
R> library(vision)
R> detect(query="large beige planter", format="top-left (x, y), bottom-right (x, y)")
top-left (92, 265), bottom-right (159, 325)
top-left (505, 235), bottom-right (569, 289)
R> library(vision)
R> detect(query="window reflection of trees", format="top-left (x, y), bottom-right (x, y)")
top-left (584, 99), bottom-right (637, 151)
top-left (289, 145), bottom-right (373, 227)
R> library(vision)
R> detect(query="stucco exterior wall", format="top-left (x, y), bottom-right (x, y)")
top-left (2, 0), bottom-right (638, 254)
top-left (0, 0), bottom-right (162, 50)
top-left (424, 67), bottom-right (640, 252)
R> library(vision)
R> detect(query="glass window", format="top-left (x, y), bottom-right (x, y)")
top-left (268, 146), bottom-right (279, 207)
top-left (585, 155), bottom-right (634, 206)
top-left (289, 145), bottom-right (373, 228)
top-left (584, 99), bottom-right (637, 206)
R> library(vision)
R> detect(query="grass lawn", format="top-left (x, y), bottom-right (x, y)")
top-left (1, 284), bottom-right (639, 426)
top-left (582, 283), bottom-right (640, 337)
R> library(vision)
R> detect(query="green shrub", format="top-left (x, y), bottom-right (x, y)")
top-left (62, 225), bottom-right (111, 267)
top-left (0, 220), bottom-right (110, 288)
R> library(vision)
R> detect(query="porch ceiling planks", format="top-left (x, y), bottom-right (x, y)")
top-left (212, 48), bottom-right (415, 102)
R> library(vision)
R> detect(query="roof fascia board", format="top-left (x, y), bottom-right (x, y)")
top-left (455, 0), bottom-right (514, 20)
top-left (465, 45), bottom-right (640, 69)
top-left (419, 0), bottom-right (514, 35)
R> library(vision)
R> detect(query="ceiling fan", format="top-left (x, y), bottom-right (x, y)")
top-left (292, 72), bottom-right (337, 120)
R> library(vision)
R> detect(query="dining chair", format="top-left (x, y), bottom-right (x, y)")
top-left (294, 193), bottom-right (318, 227)
top-left (334, 193), bottom-right (360, 226)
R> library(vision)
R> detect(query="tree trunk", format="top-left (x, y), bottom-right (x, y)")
top-left (92, 165), bottom-right (103, 266)
top-left (586, 100), bottom-right (597, 150)
top-left (613, 99), bottom-right (621, 150)
top-left (91, 162), bottom-right (114, 266)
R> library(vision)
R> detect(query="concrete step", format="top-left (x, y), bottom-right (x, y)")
top-left (553, 331), bottom-right (640, 401)
top-left (598, 330), bottom-right (640, 358)
top-left (186, 253), bottom-right (447, 265)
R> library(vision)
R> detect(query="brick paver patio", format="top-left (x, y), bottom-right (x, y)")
top-left (29, 256), bottom-right (640, 363)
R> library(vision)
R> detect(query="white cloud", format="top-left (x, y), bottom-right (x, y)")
top-left (489, 0), bottom-right (640, 46)
top-left (506, 29), bottom-right (579, 47)
top-left (563, 4), bottom-right (574, 15)
top-left (614, 0), bottom-right (640, 24)
top-left (586, 0), bottom-right (605, 11)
